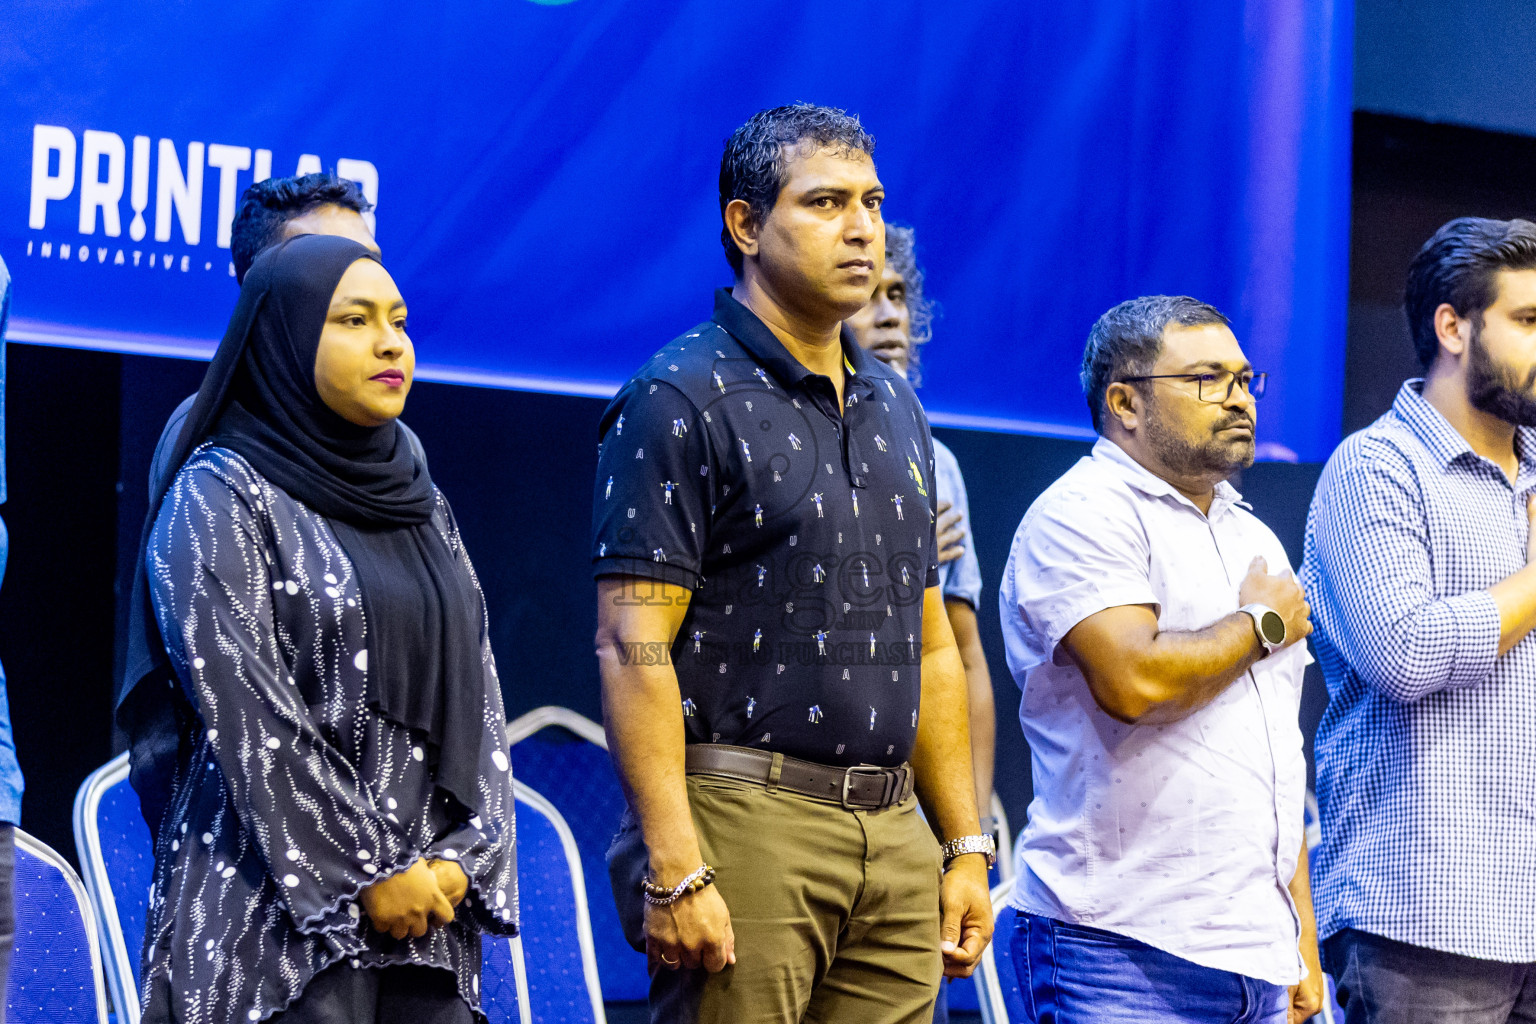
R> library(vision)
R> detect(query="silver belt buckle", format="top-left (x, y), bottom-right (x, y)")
top-left (841, 765), bottom-right (891, 810)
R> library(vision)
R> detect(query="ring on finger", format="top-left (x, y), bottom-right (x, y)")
top-left (660, 953), bottom-right (679, 966)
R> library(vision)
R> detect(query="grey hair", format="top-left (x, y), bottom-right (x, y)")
top-left (884, 224), bottom-right (936, 385)
top-left (1080, 295), bottom-right (1229, 433)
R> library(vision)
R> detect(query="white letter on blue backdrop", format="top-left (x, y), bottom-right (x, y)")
top-left (207, 144), bottom-right (252, 248)
top-left (79, 129), bottom-right (127, 236)
top-left (129, 135), bottom-right (151, 241)
top-left (336, 158), bottom-right (379, 234)
top-left (29, 124), bottom-right (76, 230)
top-left (155, 139), bottom-right (205, 245)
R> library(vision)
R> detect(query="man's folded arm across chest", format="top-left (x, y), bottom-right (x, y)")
top-left (1019, 492), bottom-right (1311, 724)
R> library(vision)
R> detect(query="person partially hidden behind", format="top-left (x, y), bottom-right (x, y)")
top-left (1304, 217), bottom-right (1536, 1023)
top-left (998, 295), bottom-right (1324, 1023)
top-left (147, 172), bottom-right (425, 497)
top-left (846, 222), bottom-right (996, 843)
top-left (119, 235), bottom-right (517, 1024)
top-left (845, 225), bottom-right (996, 1024)
top-left (593, 104), bottom-right (993, 1024)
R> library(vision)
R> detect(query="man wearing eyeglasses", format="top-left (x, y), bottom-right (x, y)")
top-left (997, 295), bottom-right (1323, 1023)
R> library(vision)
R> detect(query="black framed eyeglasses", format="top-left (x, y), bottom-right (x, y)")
top-left (1117, 370), bottom-right (1268, 403)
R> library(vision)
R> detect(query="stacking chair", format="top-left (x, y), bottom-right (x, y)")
top-left (939, 794), bottom-right (1014, 1015)
top-left (72, 752), bottom-right (151, 1024)
top-left (1319, 975), bottom-right (1345, 1024)
top-left (5, 828), bottom-right (110, 1024)
top-left (75, 753), bottom-right (546, 1024)
top-left (1305, 788), bottom-right (1347, 1024)
top-left (509, 781), bottom-right (606, 1024)
top-left (505, 707), bottom-right (645, 1002)
top-left (970, 882), bottom-right (1025, 1024)
top-left (479, 931), bottom-right (533, 1024)
top-left (991, 793), bottom-right (1015, 885)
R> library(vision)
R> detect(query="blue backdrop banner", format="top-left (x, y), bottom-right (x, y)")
top-left (0, 0), bottom-right (1351, 460)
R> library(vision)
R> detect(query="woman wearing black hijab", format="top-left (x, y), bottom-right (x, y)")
top-left (122, 234), bottom-right (517, 1024)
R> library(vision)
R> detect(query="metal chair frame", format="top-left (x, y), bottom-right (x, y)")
top-left (71, 751), bottom-right (141, 1024)
top-left (513, 780), bottom-right (607, 1024)
top-left (11, 827), bottom-right (112, 1024)
top-left (969, 882), bottom-right (1016, 1024)
top-left (991, 792), bottom-right (1015, 883)
top-left (505, 706), bottom-right (608, 749)
top-left (75, 753), bottom-right (601, 1024)
top-left (506, 706), bottom-right (655, 1007)
top-left (481, 932), bottom-right (535, 1024)
top-left (507, 705), bottom-right (1028, 1010)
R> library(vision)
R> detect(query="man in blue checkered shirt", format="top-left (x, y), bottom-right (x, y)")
top-left (1303, 217), bottom-right (1536, 1022)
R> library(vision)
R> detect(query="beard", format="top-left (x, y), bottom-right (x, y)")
top-left (1142, 395), bottom-right (1256, 479)
top-left (1467, 323), bottom-right (1536, 427)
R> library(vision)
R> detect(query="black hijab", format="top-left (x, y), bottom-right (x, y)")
top-left (120, 234), bottom-right (486, 829)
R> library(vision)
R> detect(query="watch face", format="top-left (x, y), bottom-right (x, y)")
top-left (1259, 609), bottom-right (1286, 646)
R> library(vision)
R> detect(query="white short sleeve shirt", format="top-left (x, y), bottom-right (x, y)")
top-left (998, 438), bottom-right (1308, 986)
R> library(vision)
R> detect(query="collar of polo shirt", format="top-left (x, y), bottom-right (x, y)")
top-left (711, 288), bottom-right (885, 398)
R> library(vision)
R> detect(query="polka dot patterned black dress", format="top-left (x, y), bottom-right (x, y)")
top-left (138, 449), bottom-right (517, 1024)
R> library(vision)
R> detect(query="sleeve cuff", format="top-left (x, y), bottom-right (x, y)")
top-left (1040, 586), bottom-right (1163, 657)
top-left (285, 837), bottom-right (420, 936)
top-left (941, 587), bottom-right (979, 610)
top-left (426, 834), bottom-right (519, 936)
top-left (1445, 589), bottom-right (1501, 690)
top-left (594, 557), bottom-right (702, 590)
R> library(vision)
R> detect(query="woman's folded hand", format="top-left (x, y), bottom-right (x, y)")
top-left (428, 858), bottom-right (469, 908)
top-left (358, 859), bottom-right (455, 939)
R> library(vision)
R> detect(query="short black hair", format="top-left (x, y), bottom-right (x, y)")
top-left (1405, 217), bottom-right (1536, 370)
top-left (230, 173), bottom-right (372, 283)
top-left (719, 104), bottom-right (876, 276)
top-left (1080, 295), bottom-right (1230, 433)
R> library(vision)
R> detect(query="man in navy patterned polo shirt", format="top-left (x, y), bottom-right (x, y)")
top-left (593, 105), bottom-right (992, 1023)
top-left (1304, 218), bottom-right (1536, 1022)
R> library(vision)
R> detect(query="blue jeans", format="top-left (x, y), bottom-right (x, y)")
top-left (1012, 912), bottom-right (1288, 1024)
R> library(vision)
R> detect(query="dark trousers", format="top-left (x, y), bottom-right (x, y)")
top-left (1325, 930), bottom-right (1536, 1024)
top-left (0, 824), bottom-right (13, 1024)
top-left (267, 962), bottom-right (474, 1024)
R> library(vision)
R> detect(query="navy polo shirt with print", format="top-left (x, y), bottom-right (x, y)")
top-left (593, 288), bottom-right (940, 768)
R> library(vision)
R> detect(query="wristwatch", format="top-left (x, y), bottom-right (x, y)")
top-left (941, 834), bottom-right (997, 869)
top-left (1239, 603), bottom-right (1286, 657)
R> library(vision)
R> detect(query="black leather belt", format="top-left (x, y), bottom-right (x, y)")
top-left (684, 744), bottom-right (913, 811)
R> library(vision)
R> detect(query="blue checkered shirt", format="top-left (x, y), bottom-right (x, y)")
top-left (1301, 379), bottom-right (1536, 962)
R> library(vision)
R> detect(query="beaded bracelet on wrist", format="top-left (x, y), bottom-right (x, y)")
top-left (641, 864), bottom-right (716, 906)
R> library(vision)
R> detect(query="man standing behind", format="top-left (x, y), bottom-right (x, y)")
top-left (146, 173), bottom-right (424, 496)
top-left (998, 296), bottom-right (1322, 1023)
top-left (1304, 218), bottom-right (1536, 1023)
top-left (845, 224), bottom-right (996, 840)
top-left (594, 104), bottom-right (992, 1024)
